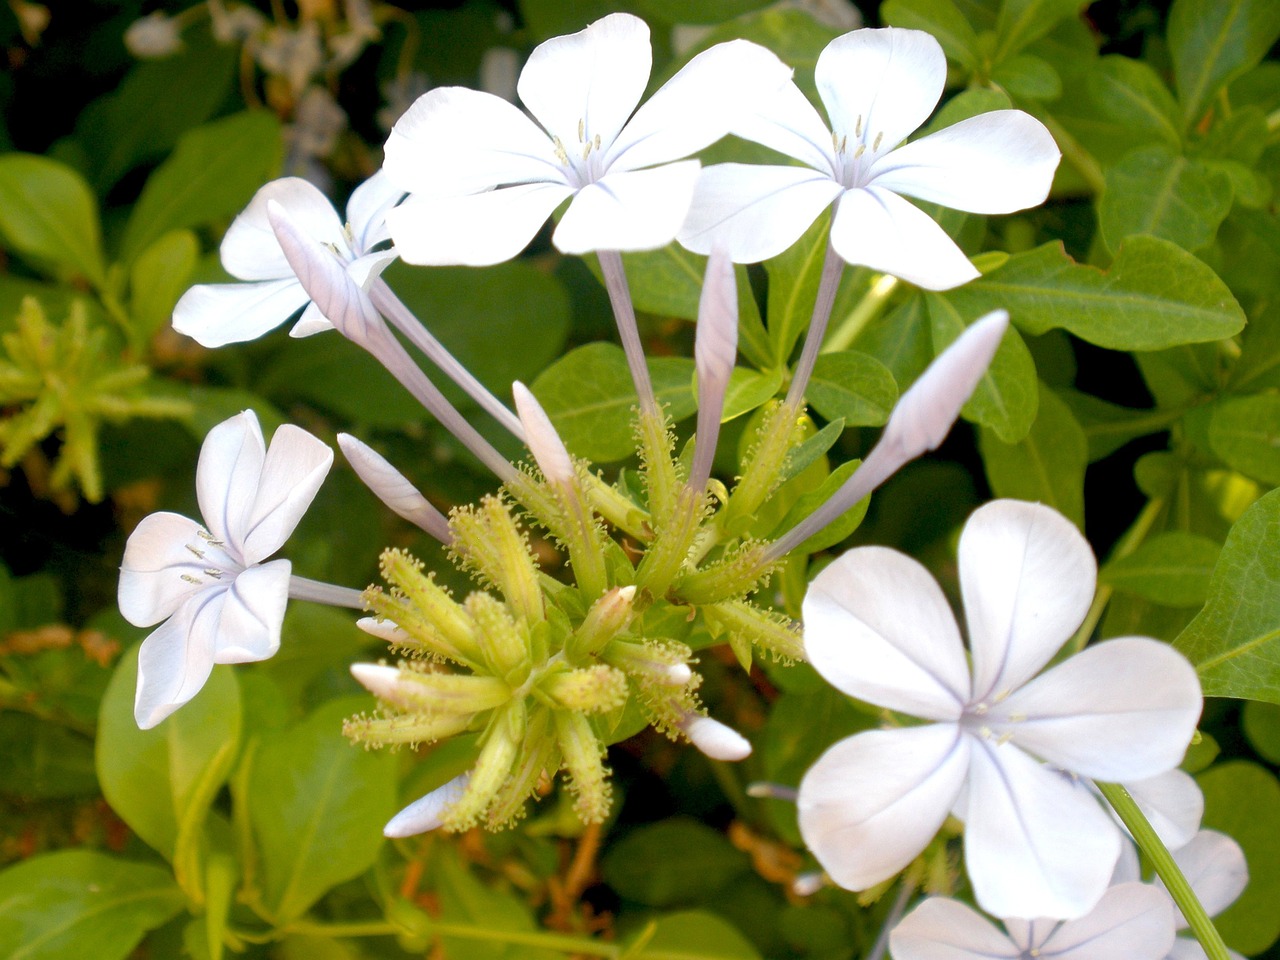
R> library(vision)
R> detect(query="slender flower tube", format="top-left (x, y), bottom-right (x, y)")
top-left (336, 433), bottom-right (453, 544)
top-left (764, 309), bottom-right (1007, 561)
top-left (797, 499), bottom-right (1203, 919)
top-left (689, 247), bottom-right (738, 494)
top-left (118, 410), bottom-right (344, 728)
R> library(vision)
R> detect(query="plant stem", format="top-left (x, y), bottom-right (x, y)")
top-left (866, 880), bottom-right (915, 960)
top-left (1097, 782), bottom-right (1230, 960)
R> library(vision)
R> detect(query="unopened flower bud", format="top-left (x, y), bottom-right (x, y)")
top-left (350, 662), bottom-right (509, 714)
top-left (567, 585), bottom-right (636, 660)
top-left (681, 714), bottom-right (751, 761)
top-left (384, 774), bottom-right (471, 838)
top-left (512, 381), bottom-right (575, 490)
top-left (602, 637), bottom-right (694, 688)
top-left (543, 665), bottom-right (628, 713)
top-left (690, 246), bottom-right (737, 493)
top-left (338, 433), bottom-right (453, 544)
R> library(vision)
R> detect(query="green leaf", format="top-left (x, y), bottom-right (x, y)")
top-left (766, 216), bottom-right (829, 368)
top-left (856, 292), bottom-right (932, 386)
top-left (978, 383), bottom-right (1086, 527)
top-left (943, 237), bottom-right (1246, 351)
top-left (121, 112), bottom-right (283, 264)
top-left (778, 416), bottom-right (844, 484)
top-left (1175, 488), bottom-right (1280, 701)
top-left (1100, 531), bottom-right (1222, 606)
top-left (244, 698), bottom-right (396, 924)
top-left (0, 850), bottom-right (184, 960)
top-left (1198, 761), bottom-right (1280, 954)
top-left (1082, 55), bottom-right (1182, 153)
top-left (602, 245), bottom-right (706, 321)
top-left (881, 0), bottom-right (981, 70)
top-left (1099, 146), bottom-right (1234, 254)
top-left (1209, 395), bottom-right (1280, 486)
top-left (994, 0), bottom-right (1085, 63)
top-left (633, 0), bottom-right (773, 23)
top-left (720, 367), bottom-right (783, 423)
top-left (129, 229), bottom-right (198, 342)
top-left (603, 818), bottom-right (750, 907)
top-left (432, 847), bottom-right (558, 960)
top-left (0, 712), bottom-right (97, 798)
top-left (806, 351), bottom-right (897, 427)
top-left (627, 911), bottom-right (762, 960)
top-left (0, 154), bottom-right (105, 285)
top-left (1058, 389), bottom-right (1181, 462)
top-left (771, 459), bottom-right (869, 554)
top-left (531, 343), bottom-right (696, 462)
top-left (928, 295), bottom-right (1038, 443)
top-left (991, 54), bottom-right (1063, 101)
top-left (96, 643), bottom-right (242, 864)
top-left (1168, 0), bottom-right (1280, 130)
top-left (1242, 701), bottom-right (1280, 765)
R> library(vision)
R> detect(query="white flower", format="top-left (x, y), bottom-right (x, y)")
top-left (118, 411), bottom-right (332, 729)
top-left (797, 499), bottom-right (1202, 919)
top-left (172, 174), bottom-right (401, 347)
top-left (889, 884), bottom-right (1176, 960)
top-left (679, 27), bottom-right (1061, 289)
top-left (381, 12), bottom-right (791, 265)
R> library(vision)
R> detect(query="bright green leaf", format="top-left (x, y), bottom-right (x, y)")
top-left (0, 154), bottom-right (104, 285)
top-left (628, 911), bottom-right (762, 960)
top-left (1100, 531), bottom-right (1222, 606)
top-left (1168, 0), bottom-right (1280, 131)
top-left (771, 458), bottom-right (870, 554)
top-left (944, 237), bottom-right (1246, 351)
top-left (1175, 488), bottom-right (1280, 701)
top-left (1209, 395), bottom-right (1280, 486)
top-left (991, 54), bottom-right (1063, 101)
top-left (129, 229), bottom-right (198, 342)
top-left (1099, 146), bottom-right (1234, 253)
top-left (603, 819), bottom-right (750, 907)
top-left (0, 850), bottom-right (184, 960)
top-left (121, 112), bottom-right (283, 264)
top-left (995, 0), bottom-right (1085, 63)
top-left (719, 367), bottom-right (783, 423)
top-left (766, 216), bottom-right (830, 368)
top-left (806, 351), bottom-right (897, 427)
top-left (882, 0), bottom-right (981, 70)
top-left (979, 383), bottom-right (1086, 526)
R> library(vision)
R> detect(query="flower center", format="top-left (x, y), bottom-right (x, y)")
top-left (961, 688), bottom-right (1024, 745)
top-left (178, 527), bottom-right (243, 588)
top-left (552, 116), bottom-right (606, 188)
top-left (831, 114), bottom-right (887, 188)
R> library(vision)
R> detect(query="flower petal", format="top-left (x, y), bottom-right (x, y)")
top-left (134, 593), bottom-right (219, 729)
top-left (172, 278), bottom-right (311, 348)
top-left (829, 185), bottom-right (979, 290)
top-left (385, 774), bottom-right (471, 837)
top-left (347, 249), bottom-right (398, 290)
top-left (798, 724), bottom-right (969, 891)
top-left (1168, 939), bottom-right (1249, 960)
top-left (803, 546), bottom-right (969, 719)
top-left (679, 163), bottom-right (843, 263)
top-left (383, 87), bottom-right (561, 197)
top-left (998, 637), bottom-right (1202, 781)
top-left (1040, 882), bottom-right (1175, 960)
top-left (731, 80), bottom-right (837, 177)
top-left (1123, 770), bottom-right (1204, 851)
top-left (238, 423), bottom-right (334, 564)
top-left (815, 28), bottom-right (946, 164)
top-left (221, 177), bottom-right (347, 281)
top-left (1169, 830), bottom-right (1248, 923)
top-left (959, 499), bottom-right (1096, 703)
top-left (870, 110), bottom-right (1060, 214)
top-left (210, 559), bottom-right (291, 662)
top-left (608, 39), bottom-right (793, 173)
top-left (889, 897), bottom-right (1020, 960)
top-left (118, 512), bottom-right (236, 626)
top-left (196, 410), bottom-right (267, 554)
top-left (346, 170), bottom-right (403, 252)
top-left (964, 741), bottom-right (1121, 919)
top-left (387, 184), bottom-right (572, 266)
top-left (552, 161), bottom-right (700, 254)
top-left (290, 301), bottom-right (333, 338)
top-left (518, 12), bottom-right (650, 151)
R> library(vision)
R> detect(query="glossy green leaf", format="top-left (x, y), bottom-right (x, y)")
top-left (603, 818), bottom-right (750, 907)
top-left (772, 458), bottom-right (869, 554)
top-left (928, 295), bottom-right (1039, 443)
top-left (978, 383), bottom-right (1086, 527)
top-left (1058, 389), bottom-right (1181, 462)
top-left (1209, 395), bottom-right (1280, 486)
top-left (1168, 0), bottom-right (1280, 130)
top-left (0, 154), bottom-right (104, 285)
top-left (943, 237), bottom-right (1246, 350)
top-left (606, 245), bottom-right (706, 321)
top-left (991, 54), bottom-right (1062, 100)
top-left (1242, 701), bottom-right (1280, 765)
top-left (720, 367), bottom-right (783, 423)
top-left (1175, 488), bottom-right (1280, 701)
top-left (806, 351), bottom-right (897, 427)
top-left (1100, 531), bottom-right (1221, 606)
top-left (766, 216), bottom-right (829, 368)
top-left (882, 0), bottom-right (981, 70)
top-left (1059, 55), bottom-right (1183, 166)
top-left (994, 0), bottom-right (1085, 63)
top-left (0, 850), bottom-right (184, 960)
top-left (1099, 146), bottom-right (1233, 253)
top-left (531, 343), bottom-right (696, 462)
top-left (96, 643), bottom-right (242, 863)
top-left (1198, 761), bottom-right (1280, 954)
top-left (129, 229), bottom-right (198, 342)
top-left (121, 111), bottom-right (283, 264)
top-left (244, 698), bottom-right (396, 924)
top-left (778, 417), bottom-right (844, 484)
top-left (628, 911), bottom-right (762, 960)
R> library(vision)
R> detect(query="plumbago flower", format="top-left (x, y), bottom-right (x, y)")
top-left (118, 410), bottom-right (333, 728)
top-left (679, 26), bottom-right (1061, 290)
top-left (172, 172), bottom-right (401, 347)
top-left (888, 884), bottom-right (1176, 960)
top-left (381, 12), bottom-right (791, 264)
top-left (797, 499), bottom-right (1202, 919)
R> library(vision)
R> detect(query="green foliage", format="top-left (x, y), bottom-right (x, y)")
top-left (0, 155), bottom-right (105, 287)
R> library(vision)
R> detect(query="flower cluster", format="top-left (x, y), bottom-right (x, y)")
top-left (117, 10), bottom-right (1228, 958)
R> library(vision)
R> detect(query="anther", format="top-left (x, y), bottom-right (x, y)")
top-left (855, 114), bottom-right (863, 137)
top-left (873, 131), bottom-right (884, 151)
top-left (577, 118), bottom-right (584, 142)
top-left (832, 131), bottom-right (839, 150)
top-left (839, 134), bottom-right (847, 153)
top-left (1008, 712), bottom-right (1027, 723)
top-left (972, 702), bottom-right (988, 716)
top-left (552, 136), bottom-right (568, 165)
top-left (180, 573), bottom-right (203, 584)
top-left (203, 568), bottom-right (224, 580)
top-left (993, 688), bottom-right (1012, 703)
top-left (185, 544), bottom-right (206, 559)
top-left (582, 142), bottom-right (591, 160)
top-left (996, 732), bottom-right (1014, 746)
top-left (853, 144), bottom-right (866, 159)
top-left (593, 133), bottom-right (600, 150)
top-left (979, 725), bottom-right (993, 740)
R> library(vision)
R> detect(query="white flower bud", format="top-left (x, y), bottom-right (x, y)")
top-left (338, 433), bottom-right (452, 543)
top-left (384, 774), bottom-right (471, 838)
top-left (512, 381), bottom-right (575, 489)
top-left (681, 715), bottom-right (751, 761)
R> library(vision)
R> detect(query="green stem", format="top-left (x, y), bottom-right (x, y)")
top-left (1097, 782), bottom-right (1229, 960)
top-left (823, 274), bottom-right (898, 355)
top-left (1067, 497), bottom-right (1164, 653)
